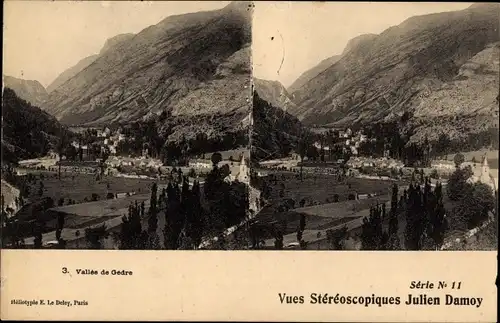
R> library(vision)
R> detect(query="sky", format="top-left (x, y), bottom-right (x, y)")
top-left (253, 2), bottom-right (473, 88)
top-left (3, 1), bottom-right (230, 87)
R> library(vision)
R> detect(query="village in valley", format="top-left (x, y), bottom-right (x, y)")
top-left (250, 2), bottom-right (499, 251)
top-left (248, 124), bottom-right (497, 251)
top-left (1, 122), bottom-right (254, 250)
top-left (1, 1), bottom-right (255, 250)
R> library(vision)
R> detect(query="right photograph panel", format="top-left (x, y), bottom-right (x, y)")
top-left (251, 2), bottom-right (499, 251)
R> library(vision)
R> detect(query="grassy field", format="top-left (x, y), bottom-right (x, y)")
top-left (262, 171), bottom-right (404, 206)
top-left (21, 171), bottom-right (165, 204)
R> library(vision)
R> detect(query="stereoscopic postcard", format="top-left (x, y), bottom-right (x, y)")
top-left (1, 1), bottom-right (498, 321)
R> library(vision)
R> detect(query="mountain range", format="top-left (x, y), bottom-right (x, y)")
top-left (285, 3), bottom-right (499, 144)
top-left (42, 1), bottom-right (252, 132)
top-left (288, 4), bottom-right (500, 139)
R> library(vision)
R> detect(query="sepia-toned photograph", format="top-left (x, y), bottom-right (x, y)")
top-left (251, 2), bottom-right (499, 251)
top-left (2, 0), bottom-right (253, 250)
top-left (1, 1), bottom-right (498, 322)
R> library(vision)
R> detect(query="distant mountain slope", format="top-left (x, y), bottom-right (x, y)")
top-left (289, 3), bottom-right (500, 144)
top-left (287, 55), bottom-right (341, 95)
top-left (2, 88), bottom-right (70, 162)
top-left (252, 91), bottom-right (304, 161)
top-left (46, 33), bottom-right (135, 93)
top-left (46, 55), bottom-right (98, 94)
top-left (2, 75), bottom-right (48, 107)
top-left (254, 78), bottom-right (297, 113)
top-left (44, 1), bottom-right (252, 131)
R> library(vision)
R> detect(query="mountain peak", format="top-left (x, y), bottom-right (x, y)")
top-left (342, 33), bottom-right (378, 55)
top-left (99, 33), bottom-right (135, 55)
top-left (3, 75), bottom-right (48, 107)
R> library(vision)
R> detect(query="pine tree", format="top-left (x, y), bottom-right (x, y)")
top-left (430, 182), bottom-right (446, 250)
top-left (388, 184), bottom-right (399, 237)
top-left (148, 183), bottom-right (158, 233)
top-left (164, 182), bottom-right (182, 249)
top-left (189, 180), bottom-right (204, 248)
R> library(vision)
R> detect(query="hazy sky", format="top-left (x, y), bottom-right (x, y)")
top-left (253, 2), bottom-right (473, 87)
top-left (3, 1), bottom-right (230, 87)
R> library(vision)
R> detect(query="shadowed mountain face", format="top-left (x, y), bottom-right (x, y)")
top-left (2, 75), bottom-right (48, 107)
top-left (252, 91), bottom-right (303, 161)
top-left (46, 34), bottom-right (135, 93)
top-left (2, 88), bottom-right (69, 163)
top-left (254, 78), bottom-right (297, 113)
top-left (44, 2), bottom-right (252, 130)
top-left (289, 3), bottom-right (500, 143)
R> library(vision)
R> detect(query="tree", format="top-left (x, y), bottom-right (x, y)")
top-left (404, 184), bottom-right (426, 250)
top-left (274, 230), bottom-right (284, 250)
top-left (38, 181), bottom-right (44, 197)
top-left (454, 183), bottom-right (495, 230)
top-left (164, 183), bottom-right (183, 249)
top-left (189, 180), bottom-right (204, 247)
top-left (429, 169), bottom-right (439, 179)
top-left (148, 182), bottom-right (159, 233)
top-left (58, 129), bottom-right (67, 180)
top-left (211, 152), bottom-right (222, 167)
top-left (55, 213), bottom-right (66, 242)
top-left (447, 166), bottom-right (473, 201)
top-left (326, 226), bottom-right (348, 250)
top-left (388, 184), bottom-right (399, 237)
top-left (429, 182), bottom-right (446, 250)
top-left (85, 224), bottom-right (107, 249)
top-left (297, 131), bottom-right (311, 182)
top-left (57, 197), bottom-right (65, 206)
top-left (454, 153), bottom-right (465, 168)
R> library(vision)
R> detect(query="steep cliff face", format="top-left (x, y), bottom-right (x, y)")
top-left (46, 33), bottom-right (135, 93)
top-left (254, 78), bottom-right (297, 113)
top-left (44, 1), bottom-right (252, 129)
top-left (288, 3), bottom-right (499, 144)
top-left (2, 75), bottom-right (48, 107)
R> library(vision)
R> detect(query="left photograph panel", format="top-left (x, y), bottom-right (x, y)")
top-left (2, 1), bottom-right (253, 250)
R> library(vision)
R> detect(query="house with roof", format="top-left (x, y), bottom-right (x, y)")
top-left (468, 156), bottom-right (497, 191)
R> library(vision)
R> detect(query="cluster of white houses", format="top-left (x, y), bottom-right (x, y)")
top-left (313, 128), bottom-right (370, 157)
top-left (71, 127), bottom-right (126, 155)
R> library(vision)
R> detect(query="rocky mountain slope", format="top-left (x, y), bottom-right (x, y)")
top-left (409, 41), bottom-right (500, 144)
top-left (2, 88), bottom-right (70, 162)
top-left (289, 3), bottom-right (500, 145)
top-left (46, 33), bottom-right (135, 93)
top-left (44, 1), bottom-right (252, 132)
top-left (287, 55), bottom-right (340, 95)
top-left (2, 75), bottom-right (48, 107)
top-left (253, 78), bottom-right (297, 113)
